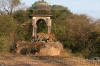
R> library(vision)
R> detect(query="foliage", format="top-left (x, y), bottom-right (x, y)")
top-left (37, 19), bottom-right (48, 33)
top-left (51, 5), bottom-right (72, 47)
top-left (13, 10), bottom-right (30, 24)
top-left (51, 5), bottom-right (100, 57)
top-left (0, 15), bottom-right (17, 52)
top-left (0, 15), bottom-right (17, 34)
top-left (13, 10), bottom-right (32, 41)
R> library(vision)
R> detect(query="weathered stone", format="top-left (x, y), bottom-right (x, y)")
top-left (16, 41), bottom-right (63, 56)
top-left (37, 42), bottom-right (63, 56)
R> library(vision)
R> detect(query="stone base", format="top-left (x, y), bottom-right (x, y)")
top-left (36, 42), bottom-right (63, 56)
top-left (16, 41), bottom-right (63, 56)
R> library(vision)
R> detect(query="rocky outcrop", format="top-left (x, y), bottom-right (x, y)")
top-left (16, 41), bottom-right (63, 56)
top-left (37, 42), bottom-right (63, 56)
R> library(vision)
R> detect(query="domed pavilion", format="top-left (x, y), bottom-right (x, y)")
top-left (32, 0), bottom-right (52, 41)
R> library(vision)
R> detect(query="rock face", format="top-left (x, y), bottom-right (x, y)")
top-left (16, 41), bottom-right (63, 56)
top-left (37, 42), bottom-right (63, 56)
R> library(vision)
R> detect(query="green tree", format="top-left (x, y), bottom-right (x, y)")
top-left (51, 5), bottom-right (72, 47)
top-left (13, 10), bottom-right (30, 24)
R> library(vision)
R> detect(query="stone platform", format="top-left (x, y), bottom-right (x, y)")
top-left (16, 41), bottom-right (63, 56)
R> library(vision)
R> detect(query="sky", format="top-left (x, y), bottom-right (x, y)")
top-left (21, 0), bottom-right (100, 19)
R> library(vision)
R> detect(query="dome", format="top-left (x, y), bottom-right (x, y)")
top-left (35, 1), bottom-right (50, 10)
top-left (33, 1), bottom-right (51, 16)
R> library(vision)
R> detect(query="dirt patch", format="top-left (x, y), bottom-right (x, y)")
top-left (0, 55), bottom-right (100, 66)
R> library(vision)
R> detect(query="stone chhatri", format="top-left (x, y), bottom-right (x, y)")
top-left (32, 0), bottom-right (52, 41)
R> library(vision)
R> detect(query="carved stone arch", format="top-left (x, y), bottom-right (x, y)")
top-left (32, 17), bottom-right (52, 41)
top-left (36, 18), bottom-right (48, 33)
top-left (36, 18), bottom-right (48, 26)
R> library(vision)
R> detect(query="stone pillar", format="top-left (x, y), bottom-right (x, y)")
top-left (34, 25), bottom-right (37, 39)
top-left (48, 26), bottom-right (51, 34)
top-left (47, 18), bottom-right (52, 34)
top-left (32, 17), bottom-right (37, 41)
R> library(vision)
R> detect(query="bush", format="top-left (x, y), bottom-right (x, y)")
top-left (0, 15), bottom-right (17, 52)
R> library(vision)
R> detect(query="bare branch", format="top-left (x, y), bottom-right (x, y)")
top-left (0, 0), bottom-right (21, 15)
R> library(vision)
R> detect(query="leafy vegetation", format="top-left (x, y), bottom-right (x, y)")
top-left (0, 15), bottom-right (17, 52)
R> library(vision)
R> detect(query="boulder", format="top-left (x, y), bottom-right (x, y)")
top-left (16, 41), bottom-right (63, 56)
top-left (37, 42), bottom-right (63, 56)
